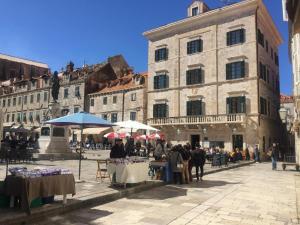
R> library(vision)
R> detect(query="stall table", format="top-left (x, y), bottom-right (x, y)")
top-left (5, 174), bottom-right (75, 214)
top-left (150, 161), bottom-right (172, 182)
top-left (107, 160), bottom-right (149, 187)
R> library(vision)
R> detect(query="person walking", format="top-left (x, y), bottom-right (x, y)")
top-left (169, 146), bottom-right (183, 184)
top-left (270, 143), bottom-right (279, 170)
top-left (254, 145), bottom-right (260, 163)
top-left (245, 146), bottom-right (250, 160)
top-left (192, 145), bottom-right (206, 181)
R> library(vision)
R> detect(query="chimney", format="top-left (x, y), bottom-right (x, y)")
top-left (187, 1), bottom-right (210, 17)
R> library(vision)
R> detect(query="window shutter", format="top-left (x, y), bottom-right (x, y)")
top-left (240, 96), bottom-right (246, 113)
top-left (165, 75), bottom-right (169, 88)
top-left (187, 42), bottom-right (191, 55)
top-left (199, 68), bottom-right (203, 83)
top-left (240, 29), bottom-right (245, 43)
top-left (226, 63), bottom-right (231, 80)
top-left (226, 98), bottom-right (231, 114)
top-left (200, 39), bottom-right (203, 52)
top-left (227, 32), bottom-right (230, 46)
top-left (241, 61), bottom-right (245, 77)
top-left (165, 48), bottom-right (169, 60)
top-left (201, 101), bottom-right (205, 115)
top-left (153, 104), bottom-right (157, 118)
top-left (186, 71), bottom-right (190, 85)
top-left (187, 101), bottom-right (191, 116)
top-left (154, 76), bottom-right (158, 89)
top-left (164, 104), bottom-right (168, 117)
top-left (155, 50), bottom-right (158, 62)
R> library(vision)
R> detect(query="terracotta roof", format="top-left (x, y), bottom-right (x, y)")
top-left (280, 94), bottom-right (294, 103)
top-left (95, 73), bottom-right (147, 94)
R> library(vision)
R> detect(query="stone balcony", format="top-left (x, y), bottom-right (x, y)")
top-left (147, 114), bottom-right (246, 126)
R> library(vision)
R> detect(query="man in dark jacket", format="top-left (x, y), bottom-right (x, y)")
top-left (192, 145), bottom-right (206, 181)
top-left (110, 139), bottom-right (126, 158)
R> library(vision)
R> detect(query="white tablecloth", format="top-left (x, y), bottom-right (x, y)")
top-left (107, 162), bottom-right (149, 184)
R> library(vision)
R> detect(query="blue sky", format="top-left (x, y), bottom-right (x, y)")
top-left (0, 0), bottom-right (292, 94)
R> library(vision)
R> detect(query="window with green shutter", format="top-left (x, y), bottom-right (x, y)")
top-left (186, 68), bottom-right (203, 85)
top-left (155, 48), bottom-right (168, 62)
top-left (227, 29), bottom-right (245, 46)
top-left (226, 61), bottom-right (245, 80)
top-left (226, 96), bottom-right (246, 114)
top-left (187, 100), bottom-right (202, 116)
top-left (257, 29), bottom-right (264, 47)
top-left (187, 39), bottom-right (203, 54)
top-left (153, 104), bottom-right (168, 118)
top-left (154, 74), bottom-right (169, 89)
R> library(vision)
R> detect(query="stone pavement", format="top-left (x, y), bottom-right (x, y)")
top-left (0, 151), bottom-right (253, 225)
top-left (34, 163), bottom-right (300, 225)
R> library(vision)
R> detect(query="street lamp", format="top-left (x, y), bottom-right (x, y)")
top-left (279, 107), bottom-right (288, 124)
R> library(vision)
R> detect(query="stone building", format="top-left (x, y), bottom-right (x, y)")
top-left (56, 55), bottom-right (131, 116)
top-left (89, 72), bottom-right (147, 123)
top-left (0, 54), bottom-right (131, 135)
top-left (0, 74), bottom-right (51, 130)
top-left (283, 0), bottom-right (300, 163)
top-left (143, 0), bottom-right (282, 152)
top-left (0, 54), bottom-right (50, 133)
top-left (0, 53), bottom-right (49, 81)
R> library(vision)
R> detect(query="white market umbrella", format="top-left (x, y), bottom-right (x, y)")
top-left (114, 120), bottom-right (159, 135)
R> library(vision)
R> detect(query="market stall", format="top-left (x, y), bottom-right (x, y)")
top-left (4, 167), bottom-right (75, 214)
top-left (107, 157), bottom-right (149, 187)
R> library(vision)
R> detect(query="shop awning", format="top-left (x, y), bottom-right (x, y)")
top-left (74, 127), bottom-right (112, 135)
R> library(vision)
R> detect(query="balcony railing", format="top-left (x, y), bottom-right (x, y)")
top-left (147, 114), bottom-right (246, 126)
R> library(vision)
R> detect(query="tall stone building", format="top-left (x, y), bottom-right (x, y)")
top-left (144, 0), bottom-right (282, 152)
top-left (89, 72), bottom-right (147, 123)
top-left (283, 0), bottom-right (300, 163)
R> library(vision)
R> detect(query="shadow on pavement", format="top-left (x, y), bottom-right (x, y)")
top-left (128, 185), bottom-right (187, 200)
top-left (189, 180), bottom-right (240, 188)
top-left (35, 208), bottom-right (113, 225)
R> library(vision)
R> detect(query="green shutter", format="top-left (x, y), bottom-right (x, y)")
top-left (240, 29), bottom-right (245, 43)
top-left (187, 101), bottom-right (191, 116)
top-left (200, 39), bottom-right (203, 52)
top-left (187, 42), bottom-right (191, 54)
top-left (227, 32), bottom-right (230, 46)
top-left (226, 63), bottom-right (231, 80)
top-left (226, 98), bottom-right (231, 114)
top-left (155, 50), bottom-right (158, 62)
top-left (241, 61), bottom-right (245, 77)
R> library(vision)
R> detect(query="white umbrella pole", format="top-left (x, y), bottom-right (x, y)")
top-left (79, 125), bottom-right (83, 180)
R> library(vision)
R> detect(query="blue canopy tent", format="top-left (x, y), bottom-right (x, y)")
top-left (46, 112), bottom-right (112, 180)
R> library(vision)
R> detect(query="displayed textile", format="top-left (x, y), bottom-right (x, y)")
top-left (107, 158), bottom-right (149, 184)
top-left (5, 174), bottom-right (75, 214)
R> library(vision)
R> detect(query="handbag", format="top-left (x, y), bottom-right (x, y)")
top-left (267, 150), bottom-right (272, 157)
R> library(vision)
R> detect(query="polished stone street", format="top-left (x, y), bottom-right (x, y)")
top-left (34, 163), bottom-right (300, 225)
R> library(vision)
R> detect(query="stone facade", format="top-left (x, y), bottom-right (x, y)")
top-left (144, 0), bottom-right (282, 153)
top-left (89, 73), bottom-right (147, 123)
top-left (0, 75), bottom-right (51, 129)
top-left (0, 55), bottom-right (131, 134)
top-left (0, 53), bottom-right (49, 81)
top-left (283, 0), bottom-right (300, 163)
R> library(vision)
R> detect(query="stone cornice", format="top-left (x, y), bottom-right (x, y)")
top-left (143, 0), bottom-right (258, 41)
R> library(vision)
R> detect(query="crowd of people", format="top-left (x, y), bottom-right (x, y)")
top-left (0, 134), bottom-right (38, 162)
